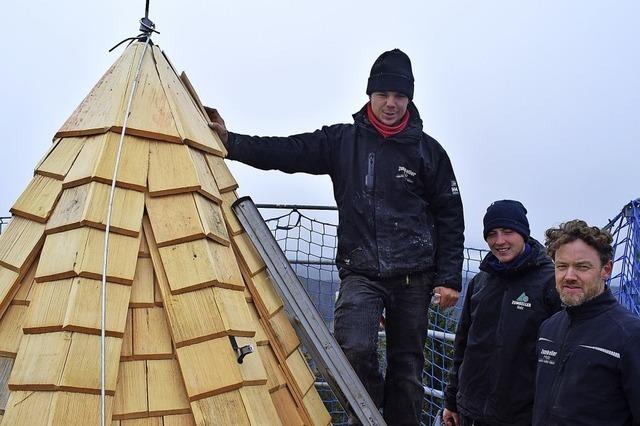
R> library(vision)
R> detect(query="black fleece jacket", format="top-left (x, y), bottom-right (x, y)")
top-left (533, 289), bottom-right (640, 425)
top-left (444, 240), bottom-right (561, 425)
top-left (226, 103), bottom-right (464, 288)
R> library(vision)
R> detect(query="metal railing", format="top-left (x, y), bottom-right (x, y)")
top-left (0, 217), bottom-right (10, 234)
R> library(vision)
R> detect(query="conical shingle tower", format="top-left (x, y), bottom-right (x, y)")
top-left (0, 41), bottom-right (330, 425)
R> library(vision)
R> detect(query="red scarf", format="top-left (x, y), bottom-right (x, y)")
top-left (367, 103), bottom-right (410, 138)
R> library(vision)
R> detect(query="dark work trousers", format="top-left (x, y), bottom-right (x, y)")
top-left (334, 270), bottom-right (433, 426)
top-left (459, 415), bottom-right (496, 426)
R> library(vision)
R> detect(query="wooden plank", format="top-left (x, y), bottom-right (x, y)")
top-left (147, 359), bottom-right (190, 416)
top-left (36, 137), bottom-right (85, 180)
top-left (0, 305), bottom-right (26, 357)
top-left (0, 356), bottom-right (14, 411)
top-left (0, 266), bottom-right (20, 318)
top-left (213, 287), bottom-right (254, 337)
top-left (154, 279), bottom-right (163, 306)
top-left (130, 257), bottom-right (155, 307)
top-left (271, 386), bottom-right (304, 426)
top-left (36, 227), bottom-right (139, 285)
top-left (162, 413), bottom-right (196, 426)
top-left (59, 333), bottom-right (121, 394)
top-left (153, 47), bottom-right (226, 156)
top-left (2, 390), bottom-right (53, 424)
top-left (246, 302), bottom-right (268, 345)
top-left (63, 277), bottom-right (131, 336)
top-left (233, 232), bottom-right (266, 277)
top-left (63, 133), bottom-right (150, 192)
top-left (143, 218), bottom-right (227, 347)
top-left (206, 240), bottom-right (244, 291)
top-left (10, 175), bottom-right (63, 223)
top-left (139, 227), bottom-right (151, 258)
top-left (56, 43), bottom-right (140, 138)
top-left (268, 309), bottom-right (300, 358)
top-left (179, 72), bottom-right (212, 127)
top-left (113, 360), bottom-right (148, 420)
top-left (286, 350), bottom-right (315, 395)
top-left (120, 417), bottom-right (163, 426)
top-left (205, 154), bottom-right (238, 193)
top-left (0, 217), bottom-right (45, 273)
top-left (8, 332), bottom-right (72, 391)
top-left (121, 309), bottom-right (133, 360)
top-left (191, 390), bottom-right (250, 426)
top-left (132, 307), bottom-right (173, 359)
top-left (175, 338), bottom-right (243, 400)
top-left (236, 337), bottom-right (267, 386)
top-left (247, 270), bottom-right (284, 318)
top-left (189, 149), bottom-right (222, 203)
top-left (12, 257), bottom-right (38, 305)
top-left (148, 142), bottom-right (200, 197)
top-left (193, 193), bottom-right (229, 246)
top-left (240, 385), bottom-right (283, 426)
top-left (146, 193), bottom-right (205, 247)
top-left (257, 344), bottom-right (287, 393)
top-left (303, 385), bottom-right (332, 426)
top-left (220, 191), bottom-right (243, 236)
top-left (48, 392), bottom-right (114, 426)
top-left (47, 182), bottom-right (144, 236)
top-left (22, 279), bottom-right (73, 335)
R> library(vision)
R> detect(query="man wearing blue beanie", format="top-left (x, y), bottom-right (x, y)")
top-left (443, 200), bottom-right (562, 426)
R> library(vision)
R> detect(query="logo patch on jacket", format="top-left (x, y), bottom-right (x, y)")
top-left (396, 166), bottom-right (416, 183)
top-left (450, 179), bottom-right (459, 195)
top-left (511, 292), bottom-right (532, 310)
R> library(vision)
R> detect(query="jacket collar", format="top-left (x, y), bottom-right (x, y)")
top-left (479, 238), bottom-right (551, 277)
top-left (565, 288), bottom-right (618, 323)
top-left (353, 102), bottom-right (423, 143)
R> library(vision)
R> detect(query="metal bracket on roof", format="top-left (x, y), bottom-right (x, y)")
top-left (232, 197), bottom-right (386, 426)
top-left (229, 336), bottom-right (254, 364)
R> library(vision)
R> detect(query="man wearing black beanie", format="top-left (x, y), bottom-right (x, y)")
top-left (206, 49), bottom-right (464, 425)
top-left (443, 200), bottom-right (562, 426)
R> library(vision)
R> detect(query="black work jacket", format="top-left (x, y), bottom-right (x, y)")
top-left (226, 103), bottom-right (464, 288)
top-left (533, 289), bottom-right (640, 425)
top-left (444, 240), bottom-right (561, 425)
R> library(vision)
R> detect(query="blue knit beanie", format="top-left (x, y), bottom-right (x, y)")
top-left (483, 200), bottom-right (530, 240)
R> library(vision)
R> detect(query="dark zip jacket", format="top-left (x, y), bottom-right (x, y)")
top-left (533, 289), bottom-right (640, 425)
top-left (444, 240), bottom-right (561, 425)
top-left (226, 103), bottom-right (464, 288)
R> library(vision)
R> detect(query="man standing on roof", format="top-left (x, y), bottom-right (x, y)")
top-left (443, 200), bottom-right (562, 426)
top-left (206, 48), bottom-right (464, 425)
top-left (533, 220), bottom-right (640, 425)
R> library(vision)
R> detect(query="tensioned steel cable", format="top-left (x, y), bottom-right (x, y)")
top-left (100, 34), bottom-right (152, 426)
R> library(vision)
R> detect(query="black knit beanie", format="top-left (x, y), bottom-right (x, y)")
top-left (366, 49), bottom-right (415, 100)
top-left (483, 200), bottom-right (530, 240)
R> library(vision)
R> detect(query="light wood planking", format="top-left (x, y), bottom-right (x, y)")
top-left (139, 227), bottom-right (151, 258)
top-left (0, 305), bottom-right (27, 357)
top-left (48, 392), bottom-right (114, 426)
top-left (10, 175), bottom-right (63, 223)
top-left (206, 240), bottom-right (245, 291)
top-left (22, 280), bottom-right (73, 335)
top-left (219, 191), bottom-right (243, 236)
top-left (63, 277), bottom-right (131, 336)
top-left (245, 302), bottom-right (268, 345)
top-left (257, 344), bottom-right (287, 392)
top-left (120, 417), bottom-right (163, 426)
top-left (0, 217), bottom-right (45, 273)
top-left (121, 309), bottom-right (133, 360)
top-left (175, 338), bottom-right (243, 400)
top-left (190, 391), bottom-right (250, 426)
top-left (8, 332), bottom-right (72, 391)
top-left (130, 257), bottom-right (155, 307)
top-left (247, 270), bottom-right (284, 318)
top-left (268, 310), bottom-right (300, 358)
top-left (58, 333), bottom-right (121, 394)
top-left (303, 385), bottom-right (332, 426)
top-left (233, 232), bottom-right (266, 277)
top-left (36, 137), bottom-right (86, 180)
top-left (240, 385), bottom-right (283, 426)
top-left (158, 239), bottom-right (217, 294)
top-left (162, 413), bottom-right (196, 426)
top-left (11, 258), bottom-right (37, 306)
top-left (189, 149), bottom-right (222, 203)
top-left (236, 337), bottom-right (267, 386)
top-left (205, 154), bottom-right (238, 193)
top-left (62, 135), bottom-right (105, 188)
top-left (113, 360), bottom-right (148, 419)
top-left (146, 193), bottom-right (205, 247)
top-left (148, 142), bottom-right (200, 197)
top-left (132, 307), bottom-right (173, 359)
top-left (1, 390), bottom-right (54, 425)
top-left (270, 386), bottom-right (304, 426)
top-left (56, 44), bottom-right (140, 138)
top-left (285, 350), bottom-right (315, 395)
top-left (0, 266), bottom-right (20, 319)
top-left (153, 47), bottom-right (225, 156)
top-left (146, 359), bottom-right (190, 416)
top-left (36, 227), bottom-right (139, 285)
top-left (193, 193), bottom-right (229, 246)
top-left (213, 287), bottom-right (254, 337)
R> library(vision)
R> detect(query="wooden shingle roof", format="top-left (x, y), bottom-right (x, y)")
top-left (0, 41), bottom-right (330, 426)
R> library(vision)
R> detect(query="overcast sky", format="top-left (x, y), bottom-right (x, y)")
top-left (1, 1), bottom-right (638, 247)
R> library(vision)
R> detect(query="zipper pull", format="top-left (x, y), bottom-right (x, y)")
top-left (365, 152), bottom-right (375, 191)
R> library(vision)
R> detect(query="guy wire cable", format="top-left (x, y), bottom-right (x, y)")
top-left (100, 30), bottom-right (153, 426)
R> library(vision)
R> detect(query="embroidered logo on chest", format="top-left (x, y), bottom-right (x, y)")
top-left (511, 292), bottom-right (532, 310)
top-left (396, 166), bottom-right (416, 183)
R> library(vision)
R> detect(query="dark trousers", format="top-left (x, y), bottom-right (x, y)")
top-left (459, 415), bottom-right (498, 426)
top-left (334, 270), bottom-right (433, 426)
